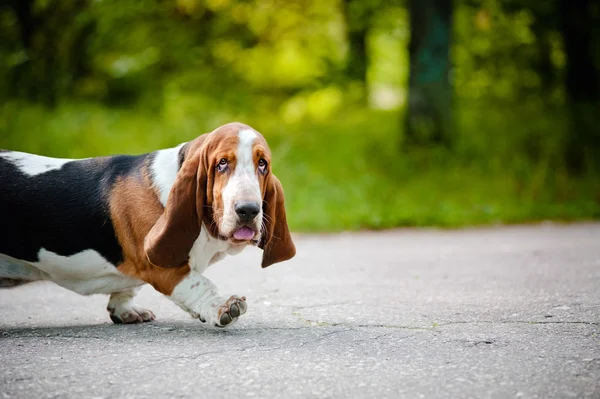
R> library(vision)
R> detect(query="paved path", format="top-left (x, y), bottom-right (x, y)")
top-left (1, 224), bottom-right (599, 398)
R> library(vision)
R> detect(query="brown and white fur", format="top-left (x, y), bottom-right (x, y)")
top-left (0, 122), bottom-right (295, 327)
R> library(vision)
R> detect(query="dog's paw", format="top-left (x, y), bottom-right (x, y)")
top-left (198, 295), bottom-right (247, 327)
top-left (108, 304), bottom-right (156, 324)
top-left (217, 295), bottom-right (247, 327)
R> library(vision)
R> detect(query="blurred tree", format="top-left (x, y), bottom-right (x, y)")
top-left (405, 0), bottom-right (453, 147)
top-left (530, 10), bottom-right (556, 94)
top-left (342, 0), bottom-right (370, 89)
top-left (559, 0), bottom-right (600, 172)
top-left (499, 0), bottom-right (559, 95)
top-left (5, 0), bottom-right (95, 106)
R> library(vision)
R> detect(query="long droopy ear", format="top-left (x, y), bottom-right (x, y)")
top-left (259, 174), bottom-right (296, 268)
top-left (144, 147), bottom-right (207, 268)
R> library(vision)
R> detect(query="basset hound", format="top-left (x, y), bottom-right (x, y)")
top-left (0, 122), bottom-right (295, 327)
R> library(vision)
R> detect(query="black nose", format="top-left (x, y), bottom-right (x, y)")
top-left (235, 202), bottom-right (260, 222)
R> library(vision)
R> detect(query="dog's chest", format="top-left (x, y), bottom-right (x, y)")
top-left (188, 226), bottom-right (247, 273)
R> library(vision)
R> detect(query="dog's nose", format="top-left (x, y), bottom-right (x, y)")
top-left (235, 202), bottom-right (261, 222)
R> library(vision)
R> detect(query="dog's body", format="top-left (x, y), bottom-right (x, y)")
top-left (0, 123), bottom-right (295, 326)
top-left (0, 152), bottom-right (152, 295)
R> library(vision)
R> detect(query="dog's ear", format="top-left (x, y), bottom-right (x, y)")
top-left (259, 174), bottom-right (296, 268)
top-left (144, 146), bottom-right (209, 268)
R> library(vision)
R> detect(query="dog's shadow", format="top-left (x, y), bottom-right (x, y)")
top-left (0, 320), bottom-right (259, 341)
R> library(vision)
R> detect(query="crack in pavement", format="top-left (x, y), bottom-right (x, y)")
top-left (296, 328), bottom-right (351, 347)
top-left (0, 334), bottom-right (104, 340)
top-left (438, 320), bottom-right (599, 326)
top-left (288, 301), bottom-right (357, 311)
top-left (290, 313), bottom-right (599, 330)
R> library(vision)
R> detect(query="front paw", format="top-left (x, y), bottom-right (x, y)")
top-left (200, 295), bottom-right (247, 327)
top-left (217, 295), bottom-right (248, 327)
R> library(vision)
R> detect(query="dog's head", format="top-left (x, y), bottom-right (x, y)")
top-left (144, 122), bottom-right (295, 269)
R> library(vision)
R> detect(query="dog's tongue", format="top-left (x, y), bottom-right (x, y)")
top-left (233, 227), bottom-right (255, 240)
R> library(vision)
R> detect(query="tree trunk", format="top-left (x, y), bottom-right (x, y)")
top-left (8, 0), bottom-right (35, 48)
top-left (405, 0), bottom-right (453, 146)
top-left (346, 27), bottom-right (368, 85)
top-left (342, 0), bottom-right (370, 102)
top-left (531, 22), bottom-right (556, 94)
top-left (559, 0), bottom-right (600, 173)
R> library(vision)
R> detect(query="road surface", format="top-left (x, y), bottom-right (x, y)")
top-left (1, 223), bottom-right (599, 398)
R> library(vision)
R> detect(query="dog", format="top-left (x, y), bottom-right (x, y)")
top-left (0, 122), bottom-right (295, 327)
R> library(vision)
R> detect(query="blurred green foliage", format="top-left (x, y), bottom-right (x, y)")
top-left (0, 0), bottom-right (599, 231)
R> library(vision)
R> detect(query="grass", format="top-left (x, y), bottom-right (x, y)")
top-left (271, 115), bottom-right (600, 230)
top-left (1, 100), bottom-right (599, 232)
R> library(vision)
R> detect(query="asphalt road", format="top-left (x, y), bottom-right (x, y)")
top-left (1, 223), bottom-right (599, 398)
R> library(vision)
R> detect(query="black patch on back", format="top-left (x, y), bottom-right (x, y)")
top-left (0, 153), bottom-right (151, 266)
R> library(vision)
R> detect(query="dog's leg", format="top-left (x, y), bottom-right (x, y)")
top-left (107, 288), bottom-right (156, 324)
top-left (0, 254), bottom-right (46, 288)
top-left (169, 272), bottom-right (247, 327)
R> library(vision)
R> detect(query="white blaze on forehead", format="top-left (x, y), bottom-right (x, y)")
top-left (236, 129), bottom-right (259, 180)
top-left (219, 128), bottom-right (262, 234)
top-left (0, 151), bottom-right (76, 176)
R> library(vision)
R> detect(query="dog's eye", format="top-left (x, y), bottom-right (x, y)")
top-left (217, 158), bottom-right (228, 172)
top-left (258, 159), bottom-right (267, 174)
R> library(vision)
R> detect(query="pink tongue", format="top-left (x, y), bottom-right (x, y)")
top-left (233, 227), bottom-right (255, 240)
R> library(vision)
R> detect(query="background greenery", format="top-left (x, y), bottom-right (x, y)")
top-left (1, 0), bottom-right (599, 231)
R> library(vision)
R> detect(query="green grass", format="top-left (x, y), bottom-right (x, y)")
top-left (270, 114), bottom-right (600, 230)
top-left (1, 101), bottom-right (599, 232)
